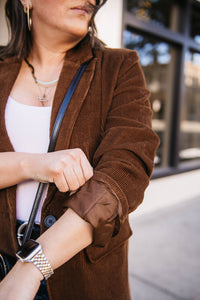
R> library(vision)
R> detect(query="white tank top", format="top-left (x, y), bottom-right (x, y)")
top-left (5, 96), bottom-right (52, 223)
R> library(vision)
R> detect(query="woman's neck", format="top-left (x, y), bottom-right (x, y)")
top-left (26, 27), bottom-right (84, 83)
top-left (29, 27), bottom-right (83, 68)
top-left (27, 40), bottom-right (70, 83)
top-left (29, 42), bottom-right (66, 68)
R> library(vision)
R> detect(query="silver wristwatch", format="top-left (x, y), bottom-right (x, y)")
top-left (16, 239), bottom-right (54, 280)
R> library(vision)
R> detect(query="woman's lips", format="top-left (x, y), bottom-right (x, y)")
top-left (71, 4), bottom-right (94, 15)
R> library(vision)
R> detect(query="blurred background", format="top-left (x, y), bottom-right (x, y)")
top-left (0, 0), bottom-right (200, 299)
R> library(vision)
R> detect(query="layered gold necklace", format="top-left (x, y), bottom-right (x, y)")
top-left (25, 58), bottom-right (59, 105)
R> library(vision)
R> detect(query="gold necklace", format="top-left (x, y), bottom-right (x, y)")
top-left (37, 85), bottom-right (54, 103)
top-left (25, 58), bottom-right (59, 104)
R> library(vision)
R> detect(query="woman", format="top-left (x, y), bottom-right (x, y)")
top-left (0, 0), bottom-right (159, 299)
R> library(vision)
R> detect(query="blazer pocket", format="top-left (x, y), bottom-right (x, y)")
top-left (85, 219), bottom-right (132, 263)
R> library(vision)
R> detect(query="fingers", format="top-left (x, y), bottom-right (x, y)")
top-left (63, 166), bottom-right (83, 192)
top-left (80, 153), bottom-right (93, 181)
top-left (53, 172), bottom-right (70, 193)
top-left (52, 148), bottom-right (93, 193)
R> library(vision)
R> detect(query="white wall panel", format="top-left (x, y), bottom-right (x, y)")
top-left (95, 0), bottom-right (123, 48)
top-left (0, 0), bottom-right (8, 45)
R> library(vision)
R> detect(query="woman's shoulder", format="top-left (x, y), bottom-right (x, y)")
top-left (0, 56), bottom-right (21, 87)
top-left (0, 55), bottom-right (21, 79)
top-left (95, 46), bottom-right (139, 67)
top-left (103, 46), bottom-right (138, 57)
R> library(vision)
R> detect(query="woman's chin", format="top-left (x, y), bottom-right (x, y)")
top-left (67, 27), bottom-right (89, 42)
top-left (65, 17), bottom-right (90, 37)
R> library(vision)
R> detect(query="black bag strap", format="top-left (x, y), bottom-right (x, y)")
top-left (22, 62), bottom-right (88, 245)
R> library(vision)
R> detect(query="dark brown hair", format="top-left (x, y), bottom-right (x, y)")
top-left (0, 0), bottom-right (108, 59)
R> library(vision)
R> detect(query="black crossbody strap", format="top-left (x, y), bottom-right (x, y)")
top-left (22, 62), bottom-right (88, 245)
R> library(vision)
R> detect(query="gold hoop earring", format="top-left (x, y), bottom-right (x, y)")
top-left (24, 4), bottom-right (32, 31)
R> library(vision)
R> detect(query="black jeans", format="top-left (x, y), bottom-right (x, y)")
top-left (34, 280), bottom-right (49, 300)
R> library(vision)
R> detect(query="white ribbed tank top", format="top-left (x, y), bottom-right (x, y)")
top-left (5, 96), bottom-right (52, 223)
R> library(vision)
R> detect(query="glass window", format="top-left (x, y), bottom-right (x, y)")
top-left (179, 51), bottom-right (200, 162)
top-left (124, 29), bottom-right (178, 167)
top-left (190, 2), bottom-right (200, 45)
top-left (126, 0), bottom-right (181, 32)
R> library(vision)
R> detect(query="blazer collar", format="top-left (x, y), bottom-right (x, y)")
top-left (65, 34), bottom-right (94, 65)
top-left (49, 35), bottom-right (96, 147)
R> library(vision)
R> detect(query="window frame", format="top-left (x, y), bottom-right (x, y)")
top-left (122, 0), bottom-right (200, 178)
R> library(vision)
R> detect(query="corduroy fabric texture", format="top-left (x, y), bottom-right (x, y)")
top-left (0, 35), bottom-right (159, 299)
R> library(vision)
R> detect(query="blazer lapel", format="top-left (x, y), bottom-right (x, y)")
top-left (49, 37), bottom-right (97, 151)
top-left (43, 56), bottom-right (98, 211)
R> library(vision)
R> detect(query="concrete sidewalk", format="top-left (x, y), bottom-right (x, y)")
top-left (128, 170), bottom-right (200, 300)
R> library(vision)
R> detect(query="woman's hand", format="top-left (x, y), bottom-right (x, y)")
top-left (0, 148), bottom-right (93, 190)
top-left (24, 148), bottom-right (93, 192)
top-left (0, 260), bottom-right (42, 300)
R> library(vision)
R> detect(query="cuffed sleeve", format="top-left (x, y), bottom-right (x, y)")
top-left (64, 176), bottom-right (119, 246)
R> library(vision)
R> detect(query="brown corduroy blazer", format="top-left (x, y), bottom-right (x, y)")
top-left (0, 37), bottom-right (159, 299)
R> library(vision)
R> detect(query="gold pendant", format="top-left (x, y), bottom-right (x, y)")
top-left (37, 95), bottom-right (48, 102)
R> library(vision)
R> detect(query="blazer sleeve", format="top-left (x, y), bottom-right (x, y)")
top-left (63, 50), bottom-right (160, 247)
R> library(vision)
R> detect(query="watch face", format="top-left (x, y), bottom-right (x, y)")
top-left (16, 239), bottom-right (40, 260)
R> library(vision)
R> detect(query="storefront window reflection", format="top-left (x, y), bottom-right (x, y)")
top-left (190, 2), bottom-right (200, 45)
top-left (179, 51), bottom-right (200, 162)
top-left (126, 0), bottom-right (180, 32)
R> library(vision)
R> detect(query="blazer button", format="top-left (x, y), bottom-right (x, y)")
top-left (44, 215), bottom-right (56, 228)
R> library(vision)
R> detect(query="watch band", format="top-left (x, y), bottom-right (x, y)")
top-left (30, 249), bottom-right (54, 280)
top-left (16, 240), bottom-right (54, 280)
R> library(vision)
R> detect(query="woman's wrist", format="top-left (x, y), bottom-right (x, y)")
top-left (16, 260), bottom-right (44, 282)
top-left (19, 153), bottom-right (42, 181)
top-left (19, 153), bottom-right (34, 180)
top-left (0, 260), bottom-right (42, 300)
